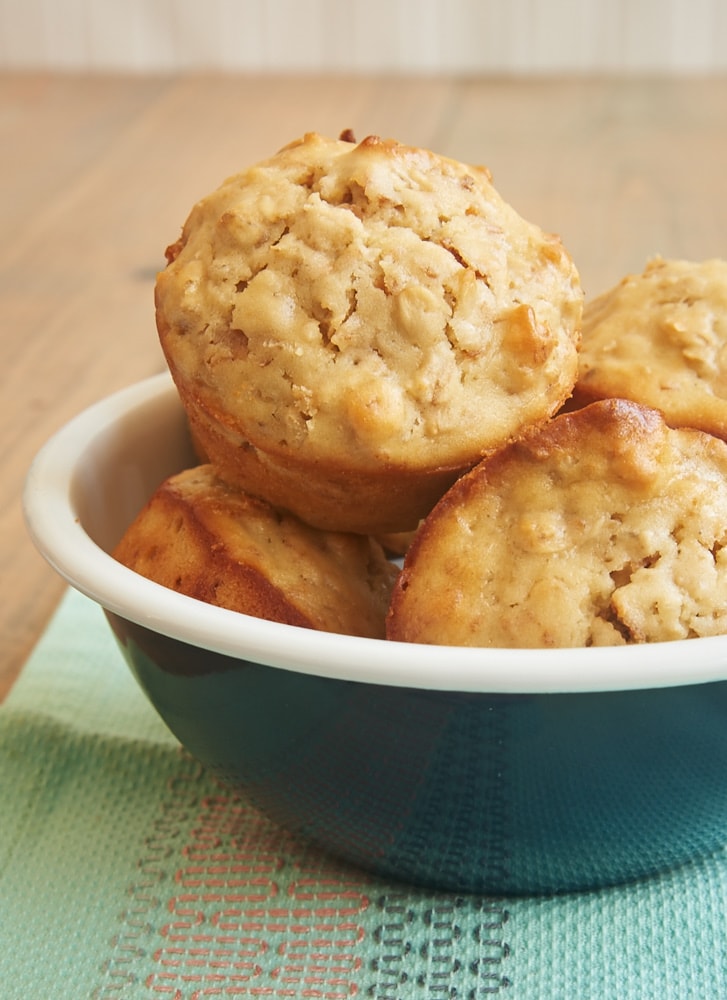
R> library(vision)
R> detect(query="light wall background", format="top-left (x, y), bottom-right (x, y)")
top-left (2, 0), bottom-right (727, 74)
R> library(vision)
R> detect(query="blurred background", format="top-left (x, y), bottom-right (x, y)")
top-left (2, 0), bottom-right (727, 74)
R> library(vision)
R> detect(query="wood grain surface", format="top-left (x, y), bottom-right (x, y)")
top-left (2, 71), bottom-right (726, 697)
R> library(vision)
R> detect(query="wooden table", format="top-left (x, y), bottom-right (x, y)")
top-left (2, 72), bottom-right (726, 699)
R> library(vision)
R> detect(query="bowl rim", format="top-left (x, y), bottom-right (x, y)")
top-left (23, 372), bottom-right (727, 695)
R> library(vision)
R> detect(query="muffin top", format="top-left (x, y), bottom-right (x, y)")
top-left (113, 465), bottom-right (399, 639)
top-left (387, 399), bottom-right (727, 648)
top-left (576, 256), bottom-right (727, 439)
top-left (156, 132), bottom-right (583, 472)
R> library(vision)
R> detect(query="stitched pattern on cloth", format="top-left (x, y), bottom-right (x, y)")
top-left (94, 759), bottom-right (512, 998)
top-left (370, 895), bottom-right (511, 998)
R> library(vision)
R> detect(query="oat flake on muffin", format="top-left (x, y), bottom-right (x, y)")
top-left (156, 132), bottom-right (583, 533)
top-left (113, 465), bottom-right (399, 639)
top-left (388, 398), bottom-right (727, 648)
top-left (575, 256), bottom-right (727, 439)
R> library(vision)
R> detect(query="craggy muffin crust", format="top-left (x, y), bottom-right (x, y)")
top-left (156, 132), bottom-right (582, 533)
top-left (575, 257), bottom-right (727, 438)
top-left (388, 399), bottom-right (727, 648)
top-left (113, 465), bottom-right (398, 639)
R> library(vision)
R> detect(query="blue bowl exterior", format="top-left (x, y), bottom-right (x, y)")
top-left (106, 611), bottom-right (727, 895)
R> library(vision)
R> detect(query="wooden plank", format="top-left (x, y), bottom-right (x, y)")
top-left (2, 71), bottom-right (727, 697)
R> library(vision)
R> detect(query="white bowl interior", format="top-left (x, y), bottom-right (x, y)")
top-left (23, 372), bottom-right (727, 694)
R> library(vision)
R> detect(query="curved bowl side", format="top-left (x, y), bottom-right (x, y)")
top-left (22, 373), bottom-right (727, 695)
top-left (107, 610), bottom-right (727, 895)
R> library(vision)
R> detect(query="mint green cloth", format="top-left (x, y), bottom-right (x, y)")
top-left (2, 588), bottom-right (726, 999)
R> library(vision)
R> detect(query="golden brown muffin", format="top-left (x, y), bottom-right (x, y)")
top-left (387, 399), bottom-right (727, 648)
top-left (575, 257), bottom-right (727, 438)
top-left (374, 527), bottom-right (419, 558)
top-left (156, 132), bottom-right (583, 534)
top-left (113, 465), bottom-right (398, 638)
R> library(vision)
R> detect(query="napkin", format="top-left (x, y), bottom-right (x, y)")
top-left (2, 589), bottom-right (727, 1000)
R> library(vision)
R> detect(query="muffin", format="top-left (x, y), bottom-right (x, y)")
top-left (574, 257), bottom-right (727, 438)
top-left (156, 131), bottom-right (583, 534)
top-left (113, 465), bottom-right (398, 639)
top-left (387, 399), bottom-right (727, 648)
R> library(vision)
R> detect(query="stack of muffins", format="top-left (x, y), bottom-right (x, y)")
top-left (114, 132), bottom-right (727, 647)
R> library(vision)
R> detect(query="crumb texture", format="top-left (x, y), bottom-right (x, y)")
top-left (576, 256), bottom-right (727, 439)
top-left (113, 465), bottom-right (398, 639)
top-left (157, 132), bottom-right (582, 469)
top-left (387, 399), bottom-right (727, 647)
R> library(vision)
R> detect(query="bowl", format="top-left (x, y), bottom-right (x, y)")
top-left (23, 372), bottom-right (727, 895)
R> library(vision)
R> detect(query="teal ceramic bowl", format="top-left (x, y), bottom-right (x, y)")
top-left (24, 374), bottom-right (727, 895)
